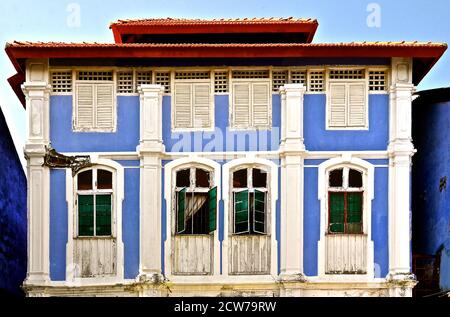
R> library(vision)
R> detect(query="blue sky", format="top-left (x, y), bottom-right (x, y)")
top-left (1, 0), bottom-right (449, 167)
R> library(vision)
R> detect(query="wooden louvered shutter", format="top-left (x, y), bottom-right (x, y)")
top-left (232, 83), bottom-right (251, 128)
top-left (348, 83), bottom-right (366, 127)
top-left (193, 83), bottom-right (211, 128)
top-left (329, 83), bottom-right (347, 127)
top-left (75, 83), bottom-right (94, 129)
top-left (95, 84), bottom-right (115, 129)
top-left (174, 83), bottom-right (193, 128)
top-left (252, 82), bottom-right (270, 128)
top-left (208, 187), bottom-right (217, 233)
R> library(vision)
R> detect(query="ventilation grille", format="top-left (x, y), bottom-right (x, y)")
top-left (136, 71), bottom-right (152, 91)
top-left (232, 70), bottom-right (270, 79)
top-left (329, 69), bottom-right (365, 80)
top-left (214, 71), bottom-right (228, 93)
top-left (117, 71), bottom-right (134, 94)
top-left (51, 71), bottom-right (72, 93)
top-left (175, 71), bottom-right (210, 80)
top-left (369, 70), bottom-right (387, 91)
top-left (77, 71), bottom-right (113, 81)
top-left (155, 72), bottom-right (171, 93)
top-left (290, 70), bottom-right (307, 85)
top-left (308, 71), bottom-right (325, 92)
top-left (272, 70), bottom-right (288, 92)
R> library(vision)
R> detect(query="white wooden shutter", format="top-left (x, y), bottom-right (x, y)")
top-left (95, 84), bottom-right (115, 129)
top-left (174, 83), bottom-right (193, 128)
top-left (75, 83), bottom-right (94, 129)
top-left (232, 83), bottom-right (251, 128)
top-left (193, 83), bottom-right (211, 128)
top-left (329, 83), bottom-right (347, 127)
top-left (348, 83), bottom-right (366, 127)
top-left (252, 82), bottom-right (270, 128)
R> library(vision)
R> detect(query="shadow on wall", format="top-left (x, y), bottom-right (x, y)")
top-left (0, 106), bottom-right (27, 297)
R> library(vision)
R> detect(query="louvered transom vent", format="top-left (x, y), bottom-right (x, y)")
top-left (369, 70), bottom-right (388, 91)
top-left (51, 71), bottom-right (72, 93)
top-left (136, 71), bottom-right (152, 91)
top-left (308, 71), bottom-right (325, 91)
top-left (232, 70), bottom-right (270, 79)
top-left (155, 72), bottom-right (171, 93)
top-left (272, 70), bottom-right (288, 92)
top-left (117, 71), bottom-right (134, 94)
top-left (77, 71), bottom-right (113, 81)
top-left (175, 71), bottom-right (210, 80)
top-left (214, 71), bottom-right (229, 93)
top-left (329, 69), bottom-right (365, 80)
top-left (290, 70), bottom-right (307, 85)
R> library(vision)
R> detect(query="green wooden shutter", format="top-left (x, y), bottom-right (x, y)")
top-left (177, 188), bottom-right (186, 233)
top-left (96, 194), bottom-right (112, 236)
top-left (234, 190), bottom-right (249, 234)
top-left (78, 195), bottom-right (94, 236)
top-left (347, 192), bottom-right (363, 233)
top-left (253, 190), bottom-right (266, 234)
top-left (208, 187), bottom-right (217, 233)
top-left (329, 192), bottom-right (345, 233)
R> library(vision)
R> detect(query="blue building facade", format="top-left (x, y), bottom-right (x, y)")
top-left (0, 106), bottom-right (27, 297)
top-left (5, 18), bottom-right (447, 297)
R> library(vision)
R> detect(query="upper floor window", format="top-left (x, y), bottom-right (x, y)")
top-left (327, 69), bottom-right (367, 129)
top-left (73, 71), bottom-right (116, 132)
top-left (173, 71), bottom-right (213, 130)
top-left (76, 168), bottom-right (114, 237)
top-left (232, 167), bottom-right (268, 234)
top-left (328, 167), bottom-right (363, 234)
top-left (175, 167), bottom-right (217, 234)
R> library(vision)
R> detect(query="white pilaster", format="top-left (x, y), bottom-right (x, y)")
top-left (387, 58), bottom-right (417, 292)
top-left (138, 85), bottom-right (165, 281)
top-left (22, 59), bottom-right (51, 285)
top-left (279, 84), bottom-right (306, 281)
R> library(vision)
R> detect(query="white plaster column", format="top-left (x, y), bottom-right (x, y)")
top-left (279, 84), bottom-right (307, 283)
top-left (137, 85), bottom-right (165, 282)
top-left (387, 58), bottom-right (417, 295)
top-left (22, 59), bottom-right (52, 285)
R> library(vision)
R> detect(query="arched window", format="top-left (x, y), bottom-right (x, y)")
top-left (232, 167), bottom-right (268, 235)
top-left (328, 167), bottom-right (363, 234)
top-left (175, 167), bottom-right (217, 234)
top-left (76, 168), bottom-right (114, 237)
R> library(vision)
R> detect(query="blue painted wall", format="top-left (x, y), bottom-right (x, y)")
top-left (0, 107), bottom-right (27, 296)
top-left (50, 96), bottom-right (140, 152)
top-left (303, 159), bottom-right (389, 277)
top-left (49, 161), bottom-right (140, 280)
top-left (304, 94), bottom-right (389, 151)
top-left (163, 95), bottom-right (281, 153)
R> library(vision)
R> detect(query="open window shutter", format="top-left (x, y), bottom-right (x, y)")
top-left (96, 84), bottom-right (115, 129)
top-left (234, 190), bottom-right (249, 234)
top-left (329, 83), bottom-right (347, 127)
top-left (177, 188), bottom-right (186, 233)
top-left (253, 190), bottom-right (266, 234)
top-left (208, 187), bottom-right (217, 233)
top-left (232, 83), bottom-right (251, 128)
top-left (329, 192), bottom-right (345, 233)
top-left (78, 194), bottom-right (94, 236)
top-left (348, 83), bottom-right (366, 127)
top-left (252, 82), bottom-right (270, 128)
top-left (95, 194), bottom-right (112, 236)
top-left (174, 83), bottom-right (192, 128)
top-left (75, 83), bottom-right (94, 129)
top-left (193, 83), bottom-right (211, 128)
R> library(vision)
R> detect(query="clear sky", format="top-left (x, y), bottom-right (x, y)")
top-left (1, 0), bottom-right (449, 168)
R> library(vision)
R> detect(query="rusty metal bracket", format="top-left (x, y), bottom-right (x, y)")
top-left (43, 146), bottom-right (92, 176)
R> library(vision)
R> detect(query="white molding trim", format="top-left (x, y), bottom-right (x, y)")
top-left (222, 156), bottom-right (278, 277)
top-left (317, 156), bottom-right (375, 279)
top-left (163, 156), bottom-right (221, 278)
top-left (65, 158), bottom-right (125, 286)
